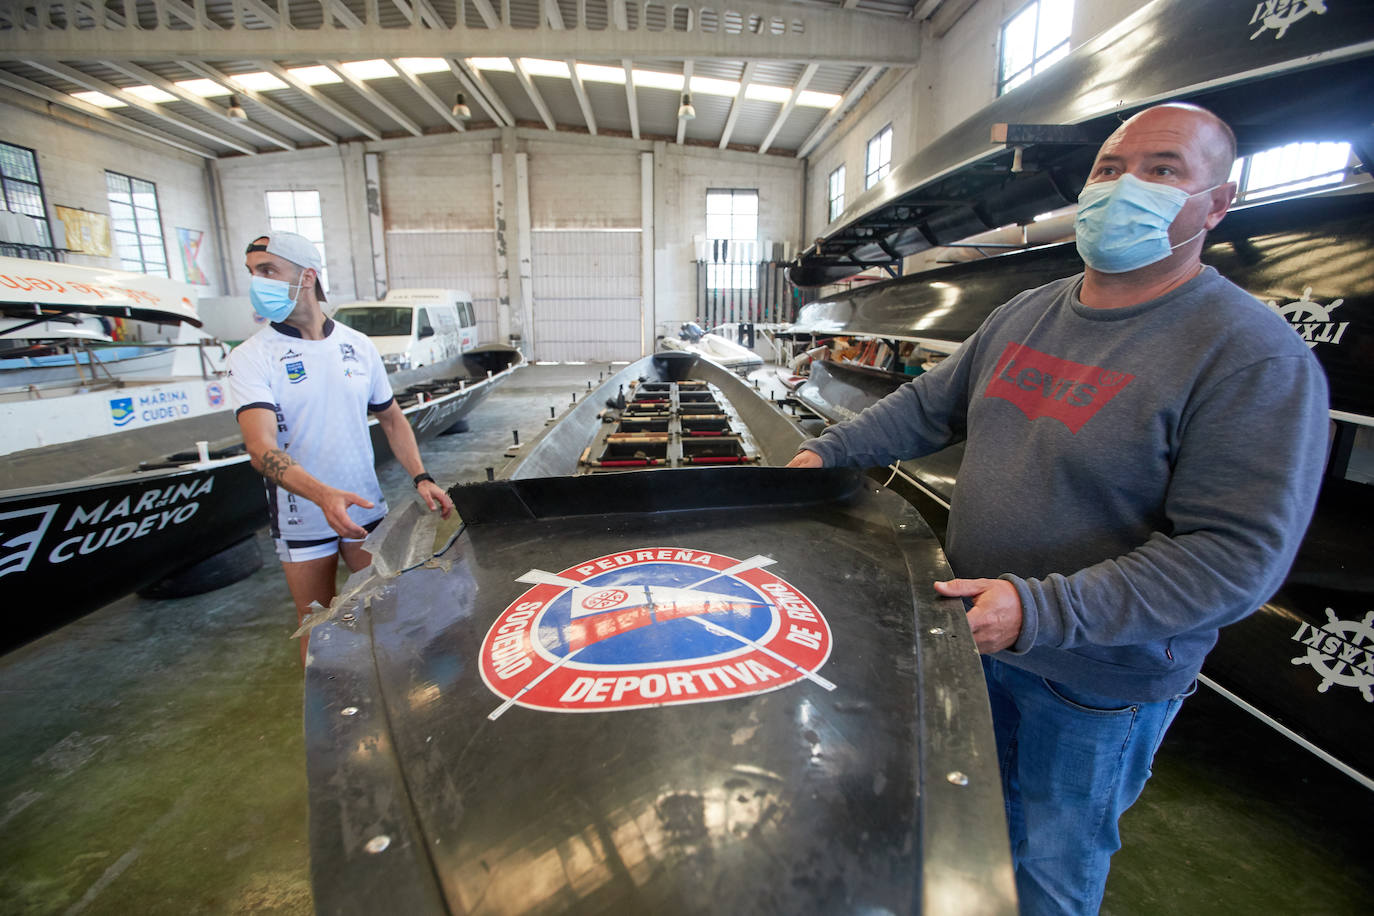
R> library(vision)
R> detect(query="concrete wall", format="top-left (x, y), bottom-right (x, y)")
top-left (215, 143), bottom-right (367, 303)
top-left (0, 93), bottom-right (222, 289)
top-left (212, 129), bottom-right (803, 361)
top-left (804, 0), bottom-right (1154, 243)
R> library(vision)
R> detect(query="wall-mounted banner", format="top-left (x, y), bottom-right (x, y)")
top-left (177, 227), bottom-right (209, 285)
top-left (480, 548), bottom-right (834, 718)
top-left (54, 206), bottom-right (112, 257)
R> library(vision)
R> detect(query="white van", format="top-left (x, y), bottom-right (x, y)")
top-left (331, 289), bottom-right (478, 372)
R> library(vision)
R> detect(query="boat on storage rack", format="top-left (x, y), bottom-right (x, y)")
top-left (779, 0), bottom-right (1374, 791)
top-left (781, 189), bottom-right (1374, 790)
top-left (298, 350), bottom-right (1016, 914)
top-left (0, 256), bottom-right (231, 456)
top-left (0, 346), bottom-right (525, 649)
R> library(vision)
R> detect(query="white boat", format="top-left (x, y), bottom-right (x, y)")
top-left (0, 257), bottom-right (229, 456)
top-left (657, 322), bottom-right (764, 372)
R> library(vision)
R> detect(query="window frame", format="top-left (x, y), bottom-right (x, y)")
top-left (865, 125), bottom-right (892, 189)
top-left (705, 188), bottom-right (760, 291)
top-left (997, 0), bottom-right (1073, 97)
top-left (1230, 141), bottom-right (1355, 203)
top-left (264, 189), bottom-right (329, 291)
top-left (106, 170), bottom-right (168, 277)
top-left (827, 164), bottom-right (846, 222)
top-left (0, 141), bottom-right (52, 247)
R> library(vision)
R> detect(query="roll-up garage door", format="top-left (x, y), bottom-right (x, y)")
top-left (384, 229), bottom-right (500, 345)
top-left (530, 229), bottom-right (642, 362)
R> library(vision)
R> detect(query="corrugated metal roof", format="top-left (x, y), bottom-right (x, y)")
top-left (0, 0), bottom-right (916, 156)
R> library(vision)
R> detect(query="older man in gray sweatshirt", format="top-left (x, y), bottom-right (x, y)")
top-left (789, 104), bottom-right (1328, 914)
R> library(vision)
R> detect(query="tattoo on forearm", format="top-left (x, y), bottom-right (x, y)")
top-left (261, 448), bottom-right (296, 485)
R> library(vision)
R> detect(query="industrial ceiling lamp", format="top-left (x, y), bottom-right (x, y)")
top-left (677, 91), bottom-right (696, 121)
top-left (451, 92), bottom-right (472, 121)
top-left (227, 95), bottom-right (248, 120)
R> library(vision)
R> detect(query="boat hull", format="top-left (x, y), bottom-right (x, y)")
top-left (303, 358), bottom-right (1017, 913)
top-left (0, 347), bottom-right (525, 647)
top-left (1, 460), bottom-right (266, 645)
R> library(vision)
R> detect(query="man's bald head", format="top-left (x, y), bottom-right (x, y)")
top-left (1110, 103), bottom-right (1237, 186)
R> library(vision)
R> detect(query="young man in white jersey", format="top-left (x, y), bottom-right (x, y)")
top-left (227, 232), bottom-right (453, 662)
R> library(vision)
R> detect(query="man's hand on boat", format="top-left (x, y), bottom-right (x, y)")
top-left (934, 578), bottom-right (1023, 654)
top-left (784, 447), bottom-right (1024, 653)
top-left (415, 478), bottom-right (455, 520)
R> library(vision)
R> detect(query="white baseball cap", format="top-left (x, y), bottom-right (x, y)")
top-left (248, 230), bottom-right (323, 276)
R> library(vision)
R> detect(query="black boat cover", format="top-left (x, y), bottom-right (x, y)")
top-left (789, 0), bottom-right (1374, 287)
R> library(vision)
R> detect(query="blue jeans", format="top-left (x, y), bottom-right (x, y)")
top-left (982, 656), bottom-right (1195, 915)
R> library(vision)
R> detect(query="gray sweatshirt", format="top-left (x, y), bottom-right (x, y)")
top-left (801, 268), bottom-right (1329, 700)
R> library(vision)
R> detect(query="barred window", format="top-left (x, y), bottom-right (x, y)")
top-left (1, 141), bottom-right (51, 246)
top-left (998, 0), bottom-right (1073, 96)
top-left (106, 171), bottom-right (167, 276)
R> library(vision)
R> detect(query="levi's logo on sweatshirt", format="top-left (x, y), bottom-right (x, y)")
top-left (984, 342), bottom-right (1134, 434)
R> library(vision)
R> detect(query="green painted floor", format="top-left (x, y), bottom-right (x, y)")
top-left (2, 363), bottom-right (1370, 914)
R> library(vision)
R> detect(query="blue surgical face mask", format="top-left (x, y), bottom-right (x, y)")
top-left (248, 273), bottom-right (305, 322)
top-left (1075, 173), bottom-right (1219, 273)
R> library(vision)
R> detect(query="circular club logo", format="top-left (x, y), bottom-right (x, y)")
top-left (480, 548), bottom-right (834, 719)
top-left (205, 381), bottom-right (225, 407)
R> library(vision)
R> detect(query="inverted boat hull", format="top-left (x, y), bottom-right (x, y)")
top-left (304, 357), bottom-right (1017, 913)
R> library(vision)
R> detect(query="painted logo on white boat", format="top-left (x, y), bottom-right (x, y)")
top-left (110, 397), bottom-right (135, 427)
top-left (107, 388), bottom-right (193, 431)
top-left (479, 548), bottom-right (834, 718)
top-left (1248, 0), bottom-right (1328, 41)
top-left (1291, 608), bottom-right (1374, 702)
top-left (206, 382), bottom-right (225, 407)
top-left (1264, 287), bottom-right (1348, 350)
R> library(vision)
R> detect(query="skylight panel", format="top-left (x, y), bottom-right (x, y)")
top-left (72, 90), bottom-right (125, 108)
top-left (576, 63), bottom-right (626, 84)
top-left (124, 85), bottom-right (178, 104)
top-left (519, 59), bottom-right (570, 78)
top-left (175, 78), bottom-right (231, 98)
top-left (689, 76), bottom-right (739, 97)
top-left (229, 72), bottom-right (288, 92)
top-left (469, 57), bottom-right (517, 72)
top-left (745, 84), bottom-right (792, 104)
top-left (796, 90), bottom-right (841, 109)
top-left (396, 58), bottom-right (449, 75)
top-left (340, 59), bottom-right (397, 80)
top-left (287, 65), bottom-right (342, 86)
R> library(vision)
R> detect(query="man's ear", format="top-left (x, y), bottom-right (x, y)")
top-left (1204, 182), bottom-right (1235, 230)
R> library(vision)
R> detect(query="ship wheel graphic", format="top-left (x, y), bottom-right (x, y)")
top-left (1291, 608), bottom-right (1374, 702)
top-left (1266, 286), bottom-right (1343, 349)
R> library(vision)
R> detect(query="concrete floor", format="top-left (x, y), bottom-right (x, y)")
top-left (2, 362), bottom-right (1370, 914)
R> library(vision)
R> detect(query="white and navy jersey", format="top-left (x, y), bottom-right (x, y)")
top-left (227, 319), bottom-right (394, 540)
